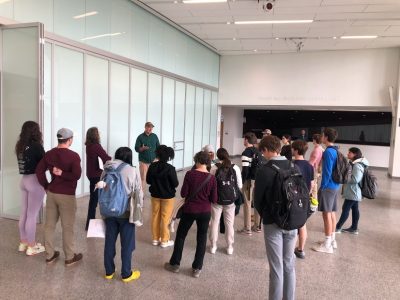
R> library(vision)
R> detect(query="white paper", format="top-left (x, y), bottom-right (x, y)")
top-left (87, 219), bottom-right (106, 238)
top-left (98, 157), bottom-right (104, 170)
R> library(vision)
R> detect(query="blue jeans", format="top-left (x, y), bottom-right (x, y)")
top-left (336, 199), bottom-right (360, 230)
top-left (264, 223), bottom-right (297, 300)
top-left (104, 217), bottom-right (136, 279)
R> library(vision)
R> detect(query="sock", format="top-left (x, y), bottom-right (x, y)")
top-left (332, 232), bottom-right (336, 241)
top-left (324, 236), bottom-right (332, 247)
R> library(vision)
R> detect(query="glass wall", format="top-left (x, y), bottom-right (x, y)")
top-left (1, 0), bottom-right (219, 88)
top-left (44, 41), bottom-right (218, 196)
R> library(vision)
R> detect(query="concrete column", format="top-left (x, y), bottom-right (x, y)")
top-left (389, 79), bottom-right (400, 177)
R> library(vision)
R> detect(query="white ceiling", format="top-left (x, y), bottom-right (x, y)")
top-left (139, 0), bottom-right (400, 55)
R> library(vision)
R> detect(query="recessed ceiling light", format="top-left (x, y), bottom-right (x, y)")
top-left (0, 0), bottom-right (11, 3)
top-left (340, 35), bottom-right (378, 39)
top-left (183, 0), bottom-right (227, 3)
top-left (333, 36), bottom-right (337, 39)
top-left (235, 20), bottom-right (313, 25)
top-left (81, 32), bottom-right (123, 41)
top-left (227, 21), bottom-right (231, 25)
top-left (232, 37), bottom-right (236, 40)
top-left (174, 0), bottom-right (178, 3)
top-left (253, 49), bottom-right (258, 52)
top-left (275, 37), bottom-right (279, 40)
top-left (73, 11), bottom-right (98, 19)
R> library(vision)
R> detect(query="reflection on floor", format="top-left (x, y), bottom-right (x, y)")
top-left (1, 167), bottom-right (400, 299)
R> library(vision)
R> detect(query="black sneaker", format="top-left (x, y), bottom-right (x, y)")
top-left (46, 251), bottom-right (60, 264)
top-left (342, 228), bottom-right (359, 235)
top-left (65, 253), bottom-right (83, 266)
top-left (294, 248), bottom-right (305, 259)
top-left (164, 262), bottom-right (180, 273)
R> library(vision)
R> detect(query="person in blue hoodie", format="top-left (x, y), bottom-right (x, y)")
top-left (335, 147), bottom-right (368, 235)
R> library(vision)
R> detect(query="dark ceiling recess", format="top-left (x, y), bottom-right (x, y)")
top-left (243, 109), bottom-right (392, 140)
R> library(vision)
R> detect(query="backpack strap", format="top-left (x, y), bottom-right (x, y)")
top-left (115, 162), bottom-right (128, 172)
top-left (185, 173), bottom-right (212, 202)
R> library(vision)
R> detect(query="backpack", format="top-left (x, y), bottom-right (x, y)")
top-left (330, 147), bottom-right (352, 184)
top-left (267, 162), bottom-right (310, 230)
top-left (250, 147), bottom-right (265, 179)
top-left (98, 163), bottom-right (129, 218)
top-left (359, 164), bottom-right (378, 199)
top-left (215, 163), bottom-right (239, 205)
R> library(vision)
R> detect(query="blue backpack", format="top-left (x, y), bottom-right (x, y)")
top-left (98, 163), bottom-right (129, 218)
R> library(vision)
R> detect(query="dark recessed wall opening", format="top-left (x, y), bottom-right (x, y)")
top-left (243, 110), bottom-right (392, 146)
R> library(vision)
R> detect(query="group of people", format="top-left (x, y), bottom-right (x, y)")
top-left (15, 120), bottom-right (369, 296)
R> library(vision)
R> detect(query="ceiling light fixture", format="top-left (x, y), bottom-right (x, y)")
top-left (333, 36), bottom-right (337, 39)
top-left (275, 37), bottom-right (279, 40)
top-left (174, 0), bottom-right (178, 3)
top-left (233, 37), bottom-right (236, 40)
top-left (182, 0), bottom-right (227, 3)
top-left (0, 0), bottom-right (11, 3)
top-left (340, 35), bottom-right (378, 39)
top-left (227, 21), bottom-right (231, 25)
top-left (73, 11), bottom-right (98, 19)
top-left (253, 49), bottom-right (258, 52)
top-left (235, 20), bottom-right (313, 25)
top-left (81, 32), bottom-right (124, 41)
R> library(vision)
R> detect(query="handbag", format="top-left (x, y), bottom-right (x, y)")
top-left (176, 173), bottom-right (212, 219)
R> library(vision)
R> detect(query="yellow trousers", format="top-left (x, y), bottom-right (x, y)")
top-left (151, 197), bottom-right (175, 242)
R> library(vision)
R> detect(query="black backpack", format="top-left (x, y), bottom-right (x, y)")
top-left (330, 147), bottom-right (352, 184)
top-left (359, 164), bottom-right (378, 199)
top-left (215, 163), bottom-right (239, 205)
top-left (250, 147), bottom-right (266, 179)
top-left (267, 162), bottom-right (310, 230)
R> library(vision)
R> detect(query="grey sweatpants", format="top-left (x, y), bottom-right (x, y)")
top-left (264, 223), bottom-right (297, 300)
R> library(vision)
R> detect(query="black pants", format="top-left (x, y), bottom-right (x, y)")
top-left (170, 212), bottom-right (211, 270)
top-left (336, 199), bottom-right (360, 230)
top-left (85, 177), bottom-right (100, 230)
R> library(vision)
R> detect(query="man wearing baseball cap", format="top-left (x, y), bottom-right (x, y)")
top-left (36, 128), bottom-right (82, 266)
top-left (262, 129), bottom-right (272, 137)
top-left (135, 122), bottom-right (160, 191)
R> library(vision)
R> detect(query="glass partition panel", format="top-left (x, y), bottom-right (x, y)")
top-left (202, 90), bottom-right (211, 147)
top-left (1, 25), bottom-right (41, 218)
top-left (44, 43), bottom-right (52, 153)
top-left (53, 45), bottom-right (84, 194)
top-left (53, 0), bottom-right (85, 41)
top-left (184, 85), bottom-right (195, 167)
top-left (130, 68), bottom-right (148, 167)
top-left (109, 62), bottom-right (129, 156)
top-left (174, 81), bottom-right (185, 143)
top-left (193, 87), bottom-right (204, 154)
top-left (161, 77), bottom-right (175, 148)
top-left (147, 73), bottom-right (162, 133)
top-left (210, 91), bottom-right (218, 151)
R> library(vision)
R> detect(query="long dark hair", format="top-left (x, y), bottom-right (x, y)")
top-left (216, 148), bottom-right (232, 168)
top-left (156, 145), bottom-right (175, 163)
top-left (85, 127), bottom-right (100, 145)
top-left (115, 147), bottom-right (133, 166)
top-left (15, 121), bottom-right (43, 155)
top-left (348, 147), bottom-right (362, 161)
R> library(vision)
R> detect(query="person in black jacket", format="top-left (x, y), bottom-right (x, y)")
top-left (146, 145), bottom-right (179, 248)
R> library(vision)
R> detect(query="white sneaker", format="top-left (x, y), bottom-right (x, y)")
top-left (152, 240), bottom-right (160, 246)
top-left (18, 242), bottom-right (27, 252)
top-left (210, 245), bottom-right (217, 254)
top-left (169, 220), bottom-right (175, 233)
top-left (332, 240), bottom-right (338, 249)
top-left (26, 243), bottom-right (45, 256)
top-left (312, 243), bottom-right (333, 254)
top-left (226, 247), bottom-right (233, 255)
top-left (160, 240), bottom-right (174, 248)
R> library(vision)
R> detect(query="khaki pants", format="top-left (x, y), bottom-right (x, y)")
top-left (139, 162), bottom-right (149, 192)
top-left (242, 180), bottom-right (260, 230)
top-left (45, 191), bottom-right (77, 260)
top-left (311, 172), bottom-right (321, 200)
top-left (151, 197), bottom-right (175, 242)
top-left (209, 203), bottom-right (236, 248)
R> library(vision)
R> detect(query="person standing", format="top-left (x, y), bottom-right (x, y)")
top-left (336, 147), bottom-right (368, 234)
top-left (36, 128), bottom-right (82, 266)
top-left (15, 121), bottom-right (46, 256)
top-left (135, 122), bottom-right (160, 191)
top-left (164, 151), bottom-right (217, 278)
top-left (254, 135), bottom-right (297, 300)
top-left (308, 134), bottom-right (323, 200)
top-left (280, 134), bottom-right (292, 161)
top-left (298, 129), bottom-right (307, 141)
top-left (146, 145), bottom-right (179, 248)
top-left (85, 127), bottom-right (111, 230)
top-left (291, 140), bottom-right (314, 259)
top-left (102, 147), bottom-right (143, 282)
top-left (312, 128), bottom-right (340, 254)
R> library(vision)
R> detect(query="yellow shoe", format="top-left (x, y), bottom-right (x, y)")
top-left (104, 273), bottom-right (115, 280)
top-left (122, 270), bottom-right (140, 283)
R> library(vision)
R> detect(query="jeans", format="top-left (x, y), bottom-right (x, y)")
top-left (264, 223), bottom-right (297, 300)
top-left (170, 212), bottom-right (211, 270)
top-left (85, 177), bottom-right (100, 230)
top-left (104, 217), bottom-right (136, 279)
top-left (336, 199), bottom-right (360, 230)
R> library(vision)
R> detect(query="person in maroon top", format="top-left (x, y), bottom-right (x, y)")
top-left (165, 151), bottom-right (217, 278)
top-left (85, 127), bottom-right (111, 230)
top-left (36, 128), bottom-right (82, 266)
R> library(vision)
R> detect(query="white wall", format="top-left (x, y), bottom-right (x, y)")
top-left (219, 48), bottom-right (399, 108)
top-left (221, 107), bottom-right (243, 156)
